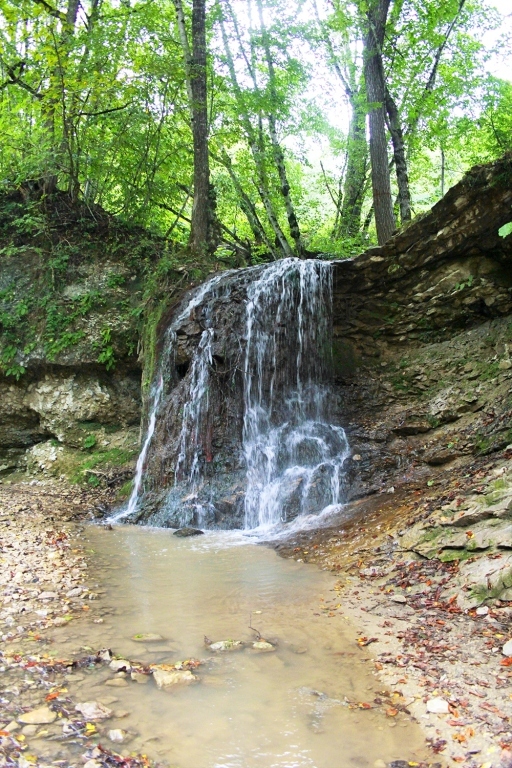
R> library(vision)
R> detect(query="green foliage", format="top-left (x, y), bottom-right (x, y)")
top-left (83, 435), bottom-right (98, 450)
top-left (499, 222), bottom-right (512, 239)
top-left (70, 447), bottom-right (137, 484)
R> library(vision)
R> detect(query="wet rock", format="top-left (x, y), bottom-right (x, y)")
top-left (109, 659), bottom-right (131, 672)
top-left (105, 677), bottom-right (129, 687)
top-left (173, 527), bottom-right (204, 537)
top-left (21, 725), bottom-right (38, 736)
top-left (251, 641), bottom-right (276, 652)
top-left (392, 422), bottom-right (432, 436)
top-left (152, 668), bottom-right (196, 689)
top-left (425, 448), bottom-right (461, 466)
top-left (108, 728), bottom-right (128, 743)
top-left (426, 697), bottom-right (449, 714)
top-left (18, 706), bottom-right (57, 725)
top-left (132, 633), bottom-right (164, 642)
top-left (75, 701), bottom-right (112, 720)
top-left (207, 639), bottom-right (244, 652)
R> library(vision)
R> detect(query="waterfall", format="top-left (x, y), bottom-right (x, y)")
top-left (109, 271), bottom-right (233, 523)
top-left (242, 259), bottom-right (349, 529)
top-left (116, 258), bottom-right (349, 529)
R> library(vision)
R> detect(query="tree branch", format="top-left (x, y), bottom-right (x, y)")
top-left (30, 0), bottom-right (67, 22)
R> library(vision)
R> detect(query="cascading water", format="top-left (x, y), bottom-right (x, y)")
top-left (109, 272), bottom-right (232, 524)
top-left (242, 259), bottom-right (349, 529)
top-left (116, 258), bottom-right (349, 530)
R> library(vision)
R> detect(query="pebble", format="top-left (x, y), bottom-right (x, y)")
top-left (208, 639), bottom-right (244, 651)
top-left (105, 677), bottom-right (129, 687)
top-left (390, 594), bottom-right (407, 604)
top-left (108, 728), bottom-right (127, 743)
top-left (75, 701), bottom-right (112, 720)
top-left (252, 641), bottom-right (276, 651)
top-left (5, 720), bottom-right (20, 732)
top-left (476, 606), bottom-right (489, 616)
top-left (21, 725), bottom-right (38, 736)
top-left (173, 527), bottom-right (204, 537)
top-left (109, 659), bottom-right (131, 672)
top-left (426, 697), bottom-right (450, 714)
top-left (18, 706), bottom-right (57, 725)
top-left (502, 639), bottom-right (512, 656)
top-left (152, 669), bottom-right (197, 689)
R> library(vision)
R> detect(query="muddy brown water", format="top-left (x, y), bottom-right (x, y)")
top-left (58, 525), bottom-right (430, 768)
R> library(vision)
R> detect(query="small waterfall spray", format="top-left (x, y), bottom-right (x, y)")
top-left (242, 259), bottom-right (349, 529)
top-left (116, 258), bottom-right (348, 529)
top-left (109, 272), bottom-right (231, 523)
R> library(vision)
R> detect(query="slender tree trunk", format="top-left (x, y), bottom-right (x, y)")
top-left (189, 0), bottom-right (210, 254)
top-left (441, 146), bottom-right (445, 197)
top-left (364, 0), bottom-right (395, 245)
top-left (217, 5), bottom-right (294, 257)
top-left (336, 82), bottom-right (368, 237)
top-left (173, 0), bottom-right (216, 256)
top-left (255, 0), bottom-right (303, 256)
top-left (384, 86), bottom-right (411, 223)
top-left (214, 149), bottom-right (276, 255)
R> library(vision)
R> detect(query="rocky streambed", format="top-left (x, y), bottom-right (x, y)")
top-left (1, 473), bottom-right (512, 768)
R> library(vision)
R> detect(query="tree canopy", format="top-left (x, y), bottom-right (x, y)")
top-left (0, 0), bottom-right (510, 258)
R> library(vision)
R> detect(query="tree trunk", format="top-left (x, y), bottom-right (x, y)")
top-left (173, 0), bottom-right (216, 256)
top-left (189, 0), bottom-right (211, 255)
top-left (217, 5), bottom-right (294, 258)
top-left (255, 0), bottom-right (303, 256)
top-left (336, 82), bottom-right (368, 237)
top-left (364, 0), bottom-right (395, 245)
top-left (385, 86), bottom-right (411, 223)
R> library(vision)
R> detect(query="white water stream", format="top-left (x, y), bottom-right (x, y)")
top-left (114, 258), bottom-right (349, 531)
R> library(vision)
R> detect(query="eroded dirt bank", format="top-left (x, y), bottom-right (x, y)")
top-left (274, 449), bottom-right (512, 768)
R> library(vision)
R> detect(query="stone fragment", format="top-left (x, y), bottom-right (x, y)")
top-left (389, 594), bottom-right (407, 603)
top-left (75, 701), bottom-right (112, 720)
top-left (105, 678), bottom-right (129, 687)
top-left (208, 639), bottom-right (244, 652)
top-left (426, 698), bottom-right (449, 714)
top-left (109, 659), bottom-right (131, 672)
top-left (173, 527), bottom-right (204, 537)
top-left (152, 669), bottom-right (196, 689)
top-left (252, 641), bottom-right (276, 651)
top-left (108, 728), bottom-right (127, 743)
top-left (21, 725), bottom-right (38, 736)
top-left (502, 639), bottom-right (512, 657)
top-left (475, 606), bottom-right (489, 616)
top-left (18, 707), bottom-right (57, 725)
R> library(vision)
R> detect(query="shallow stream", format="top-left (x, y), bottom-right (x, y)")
top-left (53, 525), bottom-right (432, 768)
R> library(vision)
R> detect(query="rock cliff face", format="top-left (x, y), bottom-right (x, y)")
top-left (332, 155), bottom-right (512, 499)
top-left (128, 155), bottom-right (512, 528)
top-left (0, 190), bottom-right (163, 481)
top-left (0, 156), bottom-right (511, 521)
